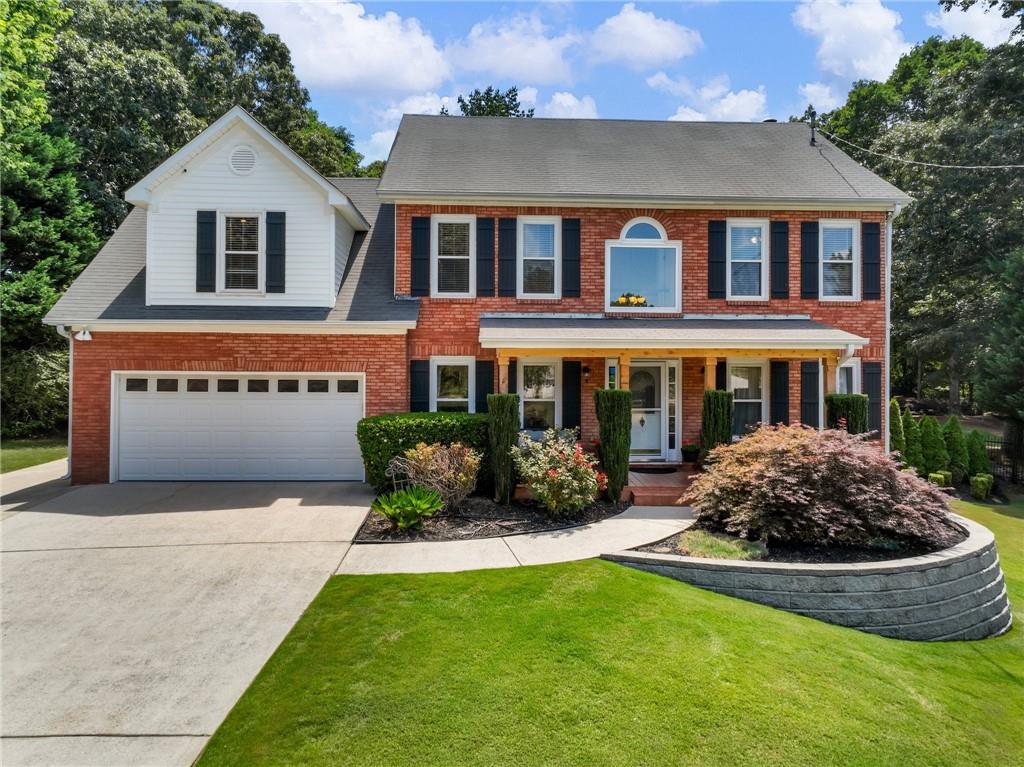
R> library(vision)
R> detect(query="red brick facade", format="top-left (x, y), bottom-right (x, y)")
top-left (69, 204), bottom-right (888, 483)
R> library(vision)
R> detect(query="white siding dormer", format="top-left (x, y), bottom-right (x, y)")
top-left (334, 210), bottom-right (355, 293)
top-left (144, 121), bottom-right (340, 307)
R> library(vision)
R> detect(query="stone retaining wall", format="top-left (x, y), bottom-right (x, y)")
top-left (603, 515), bottom-right (1012, 641)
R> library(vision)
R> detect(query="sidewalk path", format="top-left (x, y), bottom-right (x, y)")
top-left (337, 505), bottom-right (694, 574)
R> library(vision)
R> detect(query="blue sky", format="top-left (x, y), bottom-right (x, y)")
top-left (230, 1), bottom-right (1015, 161)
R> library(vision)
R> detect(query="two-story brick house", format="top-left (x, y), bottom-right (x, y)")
top-left (46, 107), bottom-right (909, 483)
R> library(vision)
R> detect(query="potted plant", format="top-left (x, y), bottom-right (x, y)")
top-left (682, 443), bottom-right (700, 463)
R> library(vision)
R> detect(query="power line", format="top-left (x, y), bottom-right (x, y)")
top-left (819, 128), bottom-right (1024, 170)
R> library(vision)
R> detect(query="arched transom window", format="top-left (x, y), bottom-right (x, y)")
top-left (605, 218), bottom-right (681, 312)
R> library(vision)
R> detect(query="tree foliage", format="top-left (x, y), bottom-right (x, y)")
top-left (942, 415), bottom-right (970, 484)
top-left (976, 248), bottom-right (1024, 427)
top-left (902, 406), bottom-right (925, 475)
top-left (441, 86), bottom-right (535, 117)
top-left (889, 398), bottom-right (906, 456)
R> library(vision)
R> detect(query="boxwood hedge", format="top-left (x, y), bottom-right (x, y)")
top-left (357, 412), bottom-right (490, 491)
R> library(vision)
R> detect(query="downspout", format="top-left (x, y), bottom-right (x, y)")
top-left (54, 325), bottom-right (73, 480)
top-left (884, 209), bottom-right (895, 453)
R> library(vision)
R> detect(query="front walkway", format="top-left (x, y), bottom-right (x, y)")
top-left (337, 505), bottom-right (694, 574)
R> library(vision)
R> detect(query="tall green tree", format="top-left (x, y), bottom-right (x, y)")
top-left (977, 247), bottom-right (1024, 451)
top-left (442, 86), bottom-right (535, 117)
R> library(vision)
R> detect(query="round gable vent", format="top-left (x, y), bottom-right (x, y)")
top-left (229, 144), bottom-right (257, 175)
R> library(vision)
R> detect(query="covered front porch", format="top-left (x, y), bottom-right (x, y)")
top-left (480, 315), bottom-right (872, 466)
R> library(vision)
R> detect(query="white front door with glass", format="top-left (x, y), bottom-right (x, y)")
top-left (625, 361), bottom-right (678, 462)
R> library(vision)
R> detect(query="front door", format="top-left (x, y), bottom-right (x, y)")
top-left (630, 363), bottom-right (665, 461)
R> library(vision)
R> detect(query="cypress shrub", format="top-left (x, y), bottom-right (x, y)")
top-left (486, 393), bottom-right (520, 504)
top-left (700, 389), bottom-right (734, 459)
top-left (594, 388), bottom-right (631, 502)
top-left (356, 412), bottom-right (490, 491)
top-left (942, 416), bottom-right (970, 485)
top-left (966, 429), bottom-right (992, 477)
top-left (970, 473), bottom-right (994, 500)
top-left (889, 398), bottom-right (905, 456)
top-left (919, 415), bottom-right (949, 477)
top-left (825, 393), bottom-right (869, 433)
top-left (901, 406), bottom-right (925, 476)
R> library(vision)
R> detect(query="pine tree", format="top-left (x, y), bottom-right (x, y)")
top-left (902, 406), bottom-right (925, 475)
top-left (966, 429), bottom-right (992, 477)
top-left (919, 416), bottom-right (950, 476)
top-left (889, 398), bottom-right (906, 456)
top-left (942, 416), bottom-right (970, 484)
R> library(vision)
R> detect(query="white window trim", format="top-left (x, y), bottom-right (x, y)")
top-left (518, 358), bottom-right (562, 432)
top-left (836, 357), bottom-right (862, 394)
top-left (429, 356), bottom-right (475, 413)
top-left (727, 358), bottom-right (770, 437)
top-left (517, 215), bottom-right (561, 299)
top-left (819, 219), bottom-right (861, 302)
top-left (726, 218), bottom-right (770, 301)
top-left (430, 214), bottom-right (476, 298)
top-left (217, 211), bottom-right (265, 295)
top-left (604, 217), bottom-right (682, 313)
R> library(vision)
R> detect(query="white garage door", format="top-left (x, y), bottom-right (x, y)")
top-left (115, 373), bottom-right (364, 481)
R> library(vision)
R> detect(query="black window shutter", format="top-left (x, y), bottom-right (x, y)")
top-left (800, 361), bottom-right (820, 427)
top-left (715, 360), bottom-right (727, 391)
top-left (770, 361), bottom-right (790, 425)
top-left (476, 218), bottom-right (495, 297)
top-left (562, 361), bottom-right (582, 430)
top-left (475, 360), bottom-right (494, 413)
top-left (770, 221), bottom-right (789, 299)
top-left (498, 218), bottom-right (517, 296)
top-left (708, 220), bottom-right (726, 299)
top-left (862, 222), bottom-right (881, 300)
top-left (409, 360), bottom-right (429, 412)
top-left (196, 211), bottom-right (216, 292)
top-left (411, 217), bottom-right (430, 296)
top-left (265, 211), bottom-right (286, 293)
top-left (562, 218), bottom-right (581, 298)
top-left (508, 359), bottom-right (517, 394)
top-left (863, 361), bottom-right (882, 433)
top-left (800, 222), bottom-right (819, 299)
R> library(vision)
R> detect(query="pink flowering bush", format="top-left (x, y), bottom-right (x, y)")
top-left (683, 424), bottom-right (964, 550)
top-left (511, 428), bottom-right (607, 517)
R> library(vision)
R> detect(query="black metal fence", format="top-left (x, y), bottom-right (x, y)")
top-left (983, 436), bottom-right (1023, 484)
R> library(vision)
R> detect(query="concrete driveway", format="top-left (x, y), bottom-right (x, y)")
top-left (1, 475), bottom-right (372, 767)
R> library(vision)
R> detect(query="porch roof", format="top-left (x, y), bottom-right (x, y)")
top-left (478, 315), bottom-right (868, 353)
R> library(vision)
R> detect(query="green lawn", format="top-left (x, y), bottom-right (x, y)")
top-left (197, 500), bottom-right (1024, 767)
top-left (1, 437), bottom-right (67, 473)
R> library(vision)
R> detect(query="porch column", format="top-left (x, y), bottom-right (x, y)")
top-left (704, 356), bottom-right (718, 390)
top-left (498, 354), bottom-right (510, 394)
top-left (823, 355), bottom-right (837, 395)
top-left (618, 354), bottom-right (631, 390)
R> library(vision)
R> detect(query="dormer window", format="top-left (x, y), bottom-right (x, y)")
top-left (605, 217), bottom-right (681, 312)
top-left (221, 213), bottom-right (263, 291)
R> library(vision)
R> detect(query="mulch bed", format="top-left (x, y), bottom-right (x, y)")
top-left (356, 496), bottom-right (627, 542)
top-left (636, 522), bottom-right (965, 564)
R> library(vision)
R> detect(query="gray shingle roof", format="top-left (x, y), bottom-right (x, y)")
top-left (44, 178), bottom-right (418, 326)
top-left (378, 116), bottom-right (910, 205)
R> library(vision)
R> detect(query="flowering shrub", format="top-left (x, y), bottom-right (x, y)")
top-left (684, 424), bottom-right (964, 550)
top-left (388, 442), bottom-right (481, 510)
top-left (511, 428), bottom-right (607, 517)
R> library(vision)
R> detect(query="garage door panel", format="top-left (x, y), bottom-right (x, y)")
top-left (116, 374), bottom-right (364, 481)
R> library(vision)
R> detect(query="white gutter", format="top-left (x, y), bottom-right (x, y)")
top-left (54, 325), bottom-right (72, 480)
top-left (43, 320), bottom-right (416, 335)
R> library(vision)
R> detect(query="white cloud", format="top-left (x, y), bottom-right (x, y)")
top-left (363, 129), bottom-right (397, 161)
top-left (592, 3), bottom-right (702, 69)
top-left (359, 91), bottom-right (458, 161)
top-left (518, 86), bottom-right (539, 109)
top-left (655, 74), bottom-right (769, 122)
top-left (798, 81), bottom-right (841, 111)
top-left (230, 1), bottom-right (449, 93)
top-left (539, 92), bottom-right (598, 118)
top-left (445, 14), bottom-right (578, 84)
top-left (793, 0), bottom-right (910, 81)
top-left (926, 5), bottom-right (1016, 47)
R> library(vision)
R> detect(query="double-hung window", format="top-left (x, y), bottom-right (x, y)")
top-left (517, 216), bottom-right (560, 298)
top-left (429, 356), bottom-right (474, 412)
top-left (221, 213), bottom-right (262, 291)
top-left (820, 220), bottom-right (860, 300)
top-left (431, 215), bottom-right (475, 298)
top-left (605, 218), bottom-right (681, 312)
top-left (837, 358), bottom-right (861, 394)
top-left (729, 361), bottom-right (768, 437)
top-left (726, 219), bottom-right (768, 300)
top-left (519, 360), bottom-right (560, 432)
